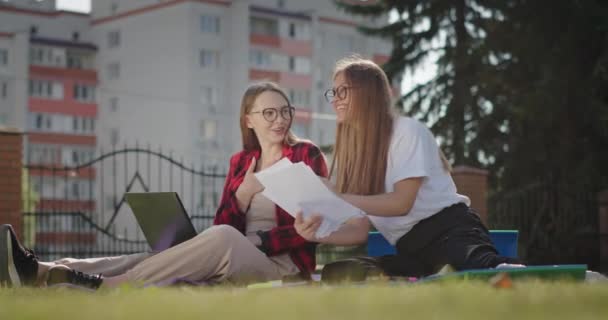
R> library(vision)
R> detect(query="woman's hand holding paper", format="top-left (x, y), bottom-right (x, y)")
top-left (294, 211), bottom-right (323, 242)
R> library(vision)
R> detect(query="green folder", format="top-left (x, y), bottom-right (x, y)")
top-left (422, 264), bottom-right (587, 282)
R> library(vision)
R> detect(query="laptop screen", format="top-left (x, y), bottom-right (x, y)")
top-left (125, 192), bottom-right (197, 252)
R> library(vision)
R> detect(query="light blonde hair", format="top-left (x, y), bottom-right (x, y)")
top-left (239, 82), bottom-right (298, 151)
top-left (330, 56), bottom-right (395, 195)
top-left (330, 56), bottom-right (451, 195)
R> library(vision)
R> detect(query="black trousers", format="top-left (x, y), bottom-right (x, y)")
top-left (321, 203), bottom-right (522, 282)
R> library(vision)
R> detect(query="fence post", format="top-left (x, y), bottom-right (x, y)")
top-left (598, 189), bottom-right (608, 271)
top-left (452, 165), bottom-right (489, 225)
top-left (0, 126), bottom-right (23, 238)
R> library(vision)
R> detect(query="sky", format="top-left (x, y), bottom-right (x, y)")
top-left (53, 0), bottom-right (435, 95)
top-left (55, 0), bottom-right (90, 13)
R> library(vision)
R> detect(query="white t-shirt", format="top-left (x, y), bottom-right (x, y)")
top-left (367, 117), bottom-right (470, 245)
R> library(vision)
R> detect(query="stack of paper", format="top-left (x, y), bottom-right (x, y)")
top-left (255, 158), bottom-right (364, 238)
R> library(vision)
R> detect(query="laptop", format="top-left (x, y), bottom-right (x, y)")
top-left (125, 192), bottom-right (198, 252)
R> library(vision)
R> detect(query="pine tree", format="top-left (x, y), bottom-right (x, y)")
top-left (334, 0), bottom-right (508, 166)
top-left (486, 0), bottom-right (608, 190)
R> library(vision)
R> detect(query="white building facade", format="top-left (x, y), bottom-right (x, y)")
top-left (90, 0), bottom-right (394, 168)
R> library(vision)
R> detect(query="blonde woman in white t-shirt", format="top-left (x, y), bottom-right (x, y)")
top-left (294, 56), bottom-right (522, 281)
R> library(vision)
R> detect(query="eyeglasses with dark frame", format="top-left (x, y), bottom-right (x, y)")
top-left (324, 85), bottom-right (356, 103)
top-left (249, 106), bottom-right (296, 122)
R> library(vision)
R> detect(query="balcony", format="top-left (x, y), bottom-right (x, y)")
top-left (28, 132), bottom-right (96, 146)
top-left (250, 34), bottom-right (280, 47)
top-left (29, 65), bottom-right (97, 83)
top-left (29, 38), bottom-right (97, 76)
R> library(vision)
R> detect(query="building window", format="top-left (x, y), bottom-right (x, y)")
top-left (65, 147), bottom-right (94, 166)
top-left (52, 82), bottom-right (63, 99)
top-left (67, 55), bottom-right (82, 69)
top-left (69, 116), bottom-right (95, 134)
top-left (72, 86), bottom-right (79, 101)
top-left (200, 86), bottom-right (217, 104)
top-left (73, 84), bottom-right (96, 103)
top-left (108, 30), bottom-right (121, 48)
top-left (72, 150), bottom-right (80, 164)
top-left (107, 62), bottom-right (120, 79)
top-left (288, 56), bottom-right (295, 72)
top-left (1, 81), bottom-right (7, 99)
top-left (286, 22), bottom-right (311, 40)
top-left (111, 2), bottom-right (118, 14)
top-left (289, 56), bottom-right (310, 74)
top-left (200, 87), bottom-right (218, 114)
top-left (67, 51), bottom-right (93, 70)
top-left (29, 46), bottom-right (65, 67)
top-left (51, 48), bottom-right (64, 66)
top-left (288, 23), bottom-right (296, 38)
top-left (30, 47), bottom-right (44, 64)
top-left (110, 128), bottom-right (119, 146)
top-left (81, 117), bottom-right (88, 132)
top-left (250, 17), bottom-right (278, 36)
top-left (29, 79), bottom-right (62, 99)
top-left (289, 89), bottom-right (310, 107)
top-left (201, 15), bottom-right (220, 34)
top-left (56, 113), bottom-right (70, 132)
top-left (63, 147), bottom-right (95, 165)
top-left (34, 114), bottom-right (43, 130)
top-left (249, 49), bottom-right (272, 68)
top-left (200, 119), bottom-right (217, 140)
top-left (29, 113), bottom-right (54, 131)
top-left (199, 50), bottom-right (219, 68)
top-left (71, 181), bottom-right (80, 198)
top-left (110, 97), bottom-right (119, 112)
top-left (28, 144), bottom-right (61, 165)
top-left (0, 49), bottom-right (7, 66)
top-left (295, 23), bottom-right (311, 40)
top-left (72, 116), bottom-right (79, 131)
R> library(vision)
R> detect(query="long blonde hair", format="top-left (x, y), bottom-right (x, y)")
top-left (239, 82), bottom-right (298, 151)
top-left (330, 57), bottom-right (452, 195)
top-left (330, 56), bottom-right (395, 195)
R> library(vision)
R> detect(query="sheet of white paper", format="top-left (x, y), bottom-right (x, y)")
top-left (254, 158), bottom-right (292, 181)
top-left (254, 161), bottom-right (364, 238)
top-left (299, 199), bottom-right (362, 238)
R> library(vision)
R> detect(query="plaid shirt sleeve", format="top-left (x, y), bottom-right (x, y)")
top-left (213, 152), bottom-right (247, 232)
top-left (259, 143), bottom-right (329, 256)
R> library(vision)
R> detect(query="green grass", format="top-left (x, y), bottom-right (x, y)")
top-left (1, 281), bottom-right (607, 319)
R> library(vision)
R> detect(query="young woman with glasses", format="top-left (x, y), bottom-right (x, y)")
top-left (1, 82), bottom-right (327, 289)
top-left (294, 56), bottom-right (522, 280)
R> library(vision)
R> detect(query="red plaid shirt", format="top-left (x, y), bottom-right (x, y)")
top-left (213, 141), bottom-right (328, 276)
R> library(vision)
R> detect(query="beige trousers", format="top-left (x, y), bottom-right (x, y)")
top-left (50, 225), bottom-right (298, 286)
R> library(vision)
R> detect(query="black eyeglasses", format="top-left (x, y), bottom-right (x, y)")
top-left (249, 106), bottom-right (295, 122)
top-left (324, 85), bottom-right (355, 103)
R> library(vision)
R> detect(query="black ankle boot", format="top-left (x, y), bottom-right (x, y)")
top-left (47, 266), bottom-right (103, 290)
top-left (0, 224), bottom-right (39, 287)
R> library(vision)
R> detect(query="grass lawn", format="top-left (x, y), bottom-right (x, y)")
top-left (1, 281), bottom-right (607, 320)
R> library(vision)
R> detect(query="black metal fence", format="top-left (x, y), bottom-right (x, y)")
top-left (488, 181), bottom-right (602, 270)
top-left (22, 143), bottom-right (226, 261)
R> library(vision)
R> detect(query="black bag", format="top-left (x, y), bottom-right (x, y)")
top-left (321, 257), bottom-right (386, 284)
